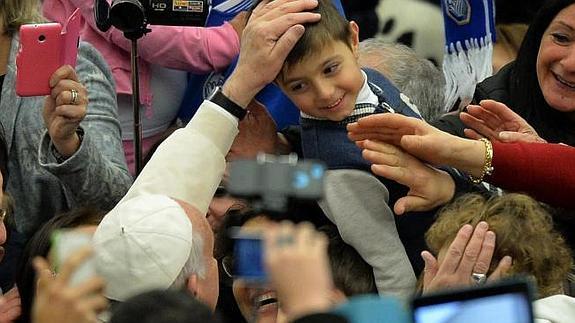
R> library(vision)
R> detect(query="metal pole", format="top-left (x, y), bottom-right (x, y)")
top-left (131, 38), bottom-right (143, 176)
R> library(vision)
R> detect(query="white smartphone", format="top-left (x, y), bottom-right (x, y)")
top-left (51, 229), bottom-right (98, 287)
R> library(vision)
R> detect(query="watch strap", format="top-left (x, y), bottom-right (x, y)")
top-left (209, 88), bottom-right (247, 121)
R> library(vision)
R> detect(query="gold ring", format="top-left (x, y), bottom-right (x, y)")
top-left (70, 89), bottom-right (78, 105)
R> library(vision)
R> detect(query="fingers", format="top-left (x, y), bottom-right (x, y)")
top-left (354, 113), bottom-right (422, 130)
top-left (472, 230), bottom-right (496, 275)
top-left (498, 131), bottom-right (547, 143)
top-left (460, 112), bottom-right (499, 141)
top-left (421, 251), bottom-right (439, 292)
top-left (458, 222), bottom-right (489, 275)
top-left (437, 224), bottom-right (474, 275)
top-left (478, 100), bottom-right (522, 122)
top-left (394, 196), bottom-right (429, 215)
top-left (51, 80), bottom-right (88, 106)
top-left (253, 0), bottom-right (319, 21)
top-left (56, 247), bottom-right (93, 284)
top-left (68, 276), bottom-right (106, 299)
top-left (49, 65), bottom-right (79, 87)
top-left (463, 128), bottom-right (484, 140)
top-left (465, 104), bottom-right (502, 128)
top-left (33, 256), bottom-right (54, 291)
top-left (487, 256), bottom-right (513, 283)
top-left (361, 140), bottom-right (402, 167)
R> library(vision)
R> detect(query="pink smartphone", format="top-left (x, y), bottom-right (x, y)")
top-left (16, 9), bottom-right (82, 97)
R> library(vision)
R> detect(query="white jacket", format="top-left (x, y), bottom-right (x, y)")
top-left (534, 295), bottom-right (575, 323)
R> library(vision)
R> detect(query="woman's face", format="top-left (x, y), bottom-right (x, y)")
top-left (537, 4), bottom-right (575, 114)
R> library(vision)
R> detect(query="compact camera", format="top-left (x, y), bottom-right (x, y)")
top-left (226, 153), bottom-right (326, 216)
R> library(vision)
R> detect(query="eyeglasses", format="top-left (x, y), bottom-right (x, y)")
top-left (221, 254), bottom-right (234, 279)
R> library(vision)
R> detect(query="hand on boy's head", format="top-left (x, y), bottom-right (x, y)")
top-left (223, 0), bottom-right (321, 108)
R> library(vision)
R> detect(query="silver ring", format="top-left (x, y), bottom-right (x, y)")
top-left (471, 272), bottom-right (487, 285)
top-left (70, 89), bottom-right (78, 105)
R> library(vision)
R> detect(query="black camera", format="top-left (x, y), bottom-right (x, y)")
top-left (95, 0), bottom-right (211, 35)
top-left (227, 154), bottom-right (326, 216)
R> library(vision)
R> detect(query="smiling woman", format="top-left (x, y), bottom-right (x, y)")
top-left (433, 0), bottom-right (575, 146)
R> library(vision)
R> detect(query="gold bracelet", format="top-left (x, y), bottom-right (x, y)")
top-left (469, 138), bottom-right (494, 184)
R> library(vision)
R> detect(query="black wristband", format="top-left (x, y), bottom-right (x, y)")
top-left (208, 87), bottom-right (247, 121)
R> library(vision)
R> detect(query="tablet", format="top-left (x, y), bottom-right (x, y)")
top-left (412, 279), bottom-right (534, 323)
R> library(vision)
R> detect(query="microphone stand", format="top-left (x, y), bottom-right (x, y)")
top-left (124, 28), bottom-right (149, 177)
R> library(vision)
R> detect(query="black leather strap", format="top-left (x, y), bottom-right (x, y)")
top-left (208, 87), bottom-right (247, 120)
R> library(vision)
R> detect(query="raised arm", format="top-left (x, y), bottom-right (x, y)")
top-left (119, 0), bottom-right (322, 212)
top-left (39, 42), bottom-right (132, 210)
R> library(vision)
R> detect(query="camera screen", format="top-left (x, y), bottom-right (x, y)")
top-left (233, 236), bottom-right (266, 282)
top-left (413, 292), bottom-right (531, 323)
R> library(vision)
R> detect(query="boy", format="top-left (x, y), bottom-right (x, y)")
top-left (272, 0), bottom-right (422, 205)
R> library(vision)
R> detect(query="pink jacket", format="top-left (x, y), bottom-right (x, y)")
top-left (42, 0), bottom-right (240, 107)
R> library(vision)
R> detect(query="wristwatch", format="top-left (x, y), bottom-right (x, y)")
top-left (208, 87), bottom-right (247, 121)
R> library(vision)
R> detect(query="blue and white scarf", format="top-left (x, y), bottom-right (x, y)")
top-left (441, 0), bottom-right (496, 111)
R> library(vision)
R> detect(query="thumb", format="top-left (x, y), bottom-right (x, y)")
top-left (394, 195), bottom-right (432, 215)
top-left (421, 251), bottom-right (438, 291)
top-left (499, 131), bottom-right (538, 143)
top-left (464, 128), bottom-right (484, 140)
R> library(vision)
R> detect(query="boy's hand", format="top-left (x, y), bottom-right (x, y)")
top-left (223, 0), bottom-right (321, 108)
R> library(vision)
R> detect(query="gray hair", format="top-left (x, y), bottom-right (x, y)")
top-left (169, 228), bottom-right (206, 289)
top-left (359, 38), bottom-right (445, 122)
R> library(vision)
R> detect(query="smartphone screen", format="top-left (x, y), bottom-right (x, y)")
top-left (51, 229), bottom-right (97, 287)
top-left (231, 229), bottom-right (267, 283)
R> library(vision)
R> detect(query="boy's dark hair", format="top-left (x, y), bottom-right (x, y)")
top-left (255, 0), bottom-right (352, 81)
top-left (110, 290), bottom-right (222, 323)
top-left (318, 224), bottom-right (377, 296)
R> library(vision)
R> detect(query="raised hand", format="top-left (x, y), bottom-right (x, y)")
top-left (43, 65), bottom-right (88, 159)
top-left (421, 222), bottom-right (512, 295)
top-left (461, 100), bottom-right (546, 143)
top-left (264, 221), bottom-right (333, 322)
top-left (32, 248), bottom-right (108, 323)
top-left (358, 140), bottom-right (455, 214)
top-left (223, 0), bottom-right (321, 107)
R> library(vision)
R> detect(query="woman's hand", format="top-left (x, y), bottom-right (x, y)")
top-left (358, 140), bottom-right (456, 214)
top-left (32, 248), bottom-right (107, 323)
top-left (264, 222), bottom-right (333, 322)
top-left (421, 222), bottom-right (512, 295)
top-left (461, 100), bottom-right (546, 143)
top-left (43, 65), bottom-right (88, 159)
top-left (348, 114), bottom-right (485, 174)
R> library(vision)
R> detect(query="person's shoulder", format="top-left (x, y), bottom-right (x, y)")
top-left (474, 63), bottom-right (514, 104)
top-left (76, 41), bottom-right (116, 87)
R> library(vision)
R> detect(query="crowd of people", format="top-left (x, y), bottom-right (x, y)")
top-left (0, 0), bottom-right (573, 322)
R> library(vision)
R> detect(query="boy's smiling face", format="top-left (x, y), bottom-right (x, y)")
top-left (277, 22), bottom-right (363, 122)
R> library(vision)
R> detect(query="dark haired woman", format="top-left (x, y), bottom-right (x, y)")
top-left (434, 0), bottom-right (575, 146)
